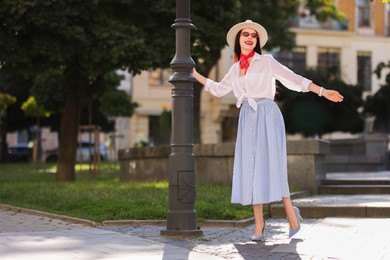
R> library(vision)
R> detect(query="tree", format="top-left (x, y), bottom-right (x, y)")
top-left (21, 96), bottom-right (51, 162)
top-left (0, 93), bottom-right (16, 121)
top-left (0, 0), bottom-right (168, 181)
top-left (98, 72), bottom-right (138, 120)
top-left (364, 60), bottom-right (390, 133)
top-left (0, 72), bottom-right (36, 161)
top-left (278, 68), bottom-right (364, 137)
top-left (0, 93), bottom-right (16, 161)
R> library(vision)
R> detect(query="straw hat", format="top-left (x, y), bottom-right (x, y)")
top-left (226, 20), bottom-right (268, 49)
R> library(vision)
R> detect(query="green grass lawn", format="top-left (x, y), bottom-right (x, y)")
top-left (0, 163), bottom-right (254, 222)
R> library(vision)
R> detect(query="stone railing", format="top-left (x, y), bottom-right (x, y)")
top-left (119, 140), bottom-right (330, 194)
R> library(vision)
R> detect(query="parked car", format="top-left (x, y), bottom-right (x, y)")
top-left (7, 143), bottom-right (32, 162)
top-left (44, 141), bottom-right (109, 163)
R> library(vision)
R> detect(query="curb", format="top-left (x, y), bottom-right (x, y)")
top-left (0, 204), bottom-right (254, 228)
top-left (102, 220), bottom-right (166, 227)
top-left (0, 204), bottom-right (100, 227)
top-left (0, 191), bottom-right (309, 228)
top-left (102, 218), bottom-right (255, 228)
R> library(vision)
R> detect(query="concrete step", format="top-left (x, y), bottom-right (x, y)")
top-left (318, 185), bottom-right (390, 195)
top-left (325, 155), bottom-right (386, 172)
top-left (321, 179), bottom-right (390, 185)
top-left (270, 194), bottom-right (390, 218)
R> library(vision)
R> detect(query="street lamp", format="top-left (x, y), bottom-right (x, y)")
top-left (160, 0), bottom-right (203, 237)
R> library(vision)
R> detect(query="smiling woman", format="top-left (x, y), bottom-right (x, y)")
top-left (192, 19), bottom-right (343, 241)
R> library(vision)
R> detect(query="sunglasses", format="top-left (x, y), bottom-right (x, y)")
top-left (241, 31), bottom-right (259, 38)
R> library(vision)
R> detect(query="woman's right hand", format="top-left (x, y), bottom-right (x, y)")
top-left (192, 68), bottom-right (206, 85)
top-left (323, 89), bottom-right (344, 103)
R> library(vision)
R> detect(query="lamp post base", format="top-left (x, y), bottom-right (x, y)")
top-left (160, 229), bottom-right (203, 237)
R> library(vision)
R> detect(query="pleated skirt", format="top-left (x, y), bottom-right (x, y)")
top-left (231, 98), bottom-right (290, 205)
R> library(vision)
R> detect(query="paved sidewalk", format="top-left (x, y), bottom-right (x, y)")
top-left (0, 209), bottom-right (222, 260)
top-left (2, 209), bottom-right (390, 259)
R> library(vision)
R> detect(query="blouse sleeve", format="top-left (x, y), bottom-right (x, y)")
top-left (204, 65), bottom-right (235, 97)
top-left (268, 55), bottom-right (311, 92)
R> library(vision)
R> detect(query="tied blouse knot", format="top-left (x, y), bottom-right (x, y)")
top-left (204, 53), bottom-right (312, 110)
top-left (236, 93), bottom-right (258, 111)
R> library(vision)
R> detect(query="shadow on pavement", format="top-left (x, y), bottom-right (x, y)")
top-left (234, 238), bottom-right (304, 259)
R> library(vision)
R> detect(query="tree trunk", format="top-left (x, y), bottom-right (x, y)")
top-left (0, 117), bottom-right (7, 162)
top-left (56, 84), bottom-right (87, 181)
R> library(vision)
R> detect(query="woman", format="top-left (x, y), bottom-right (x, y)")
top-left (193, 20), bottom-right (344, 241)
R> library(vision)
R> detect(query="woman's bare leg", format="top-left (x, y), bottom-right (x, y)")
top-left (282, 197), bottom-right (299, 230)
top-left (253, 204), bottom-right (265, 236)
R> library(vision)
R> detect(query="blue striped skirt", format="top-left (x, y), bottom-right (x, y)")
top-left (231, 98), bottom-right (290, 205)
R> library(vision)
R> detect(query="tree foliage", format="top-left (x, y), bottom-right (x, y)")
top-left (0, 0), bottom-right (162, 180)
top-left (21, 96), bottom-right (51, 119)
top-left (0, 93), bottom-right (16, 118)
top-left (364, 60), bottom-right (390, 133)
top-left (278, 68), bottom-right (364, 137)
top-left (0, 91), bottom-right (17, 162)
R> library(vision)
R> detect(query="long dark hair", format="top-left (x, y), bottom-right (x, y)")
top-left (234, 29), bottom-right (262, 62)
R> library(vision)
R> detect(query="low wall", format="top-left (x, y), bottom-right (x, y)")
top-left (119, 140), bottom-right (330, 194)
top-left (286, 140), bottom-right (329, 194)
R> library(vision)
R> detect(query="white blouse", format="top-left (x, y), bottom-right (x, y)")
top-left (204, 53), bottom-right (312, 111)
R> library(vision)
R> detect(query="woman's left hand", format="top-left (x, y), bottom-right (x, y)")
top-left (323, 89), bottom-right (344, 103)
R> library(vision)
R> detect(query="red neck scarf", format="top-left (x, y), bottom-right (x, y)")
top-left (239, 50), bottom-right (255, 75)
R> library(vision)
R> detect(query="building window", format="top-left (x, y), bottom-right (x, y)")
top-left (148, 68), bottom-right (164, 86)
top-left (275, 47), bottom-right (307, 73)
top-left (317, 47), bottom-right (341, 76)
top-left (357, 0), bottom-right (371, 28)
top-left (357, 51), bottom-right (372, 91)
top-left (148, 110), bottom-right (171, 146)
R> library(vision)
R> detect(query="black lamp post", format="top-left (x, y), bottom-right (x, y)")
top-left (160, 0), bottom-right (202, 237)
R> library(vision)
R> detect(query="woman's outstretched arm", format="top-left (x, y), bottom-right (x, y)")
top-left (308, 82), bottom-right (344, 103)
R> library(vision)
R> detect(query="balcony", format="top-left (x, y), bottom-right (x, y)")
top-left (290, 15), bottom-right (349, 31)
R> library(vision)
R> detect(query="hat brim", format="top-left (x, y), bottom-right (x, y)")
top-left (226, 20), bottom-right (268, 49)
